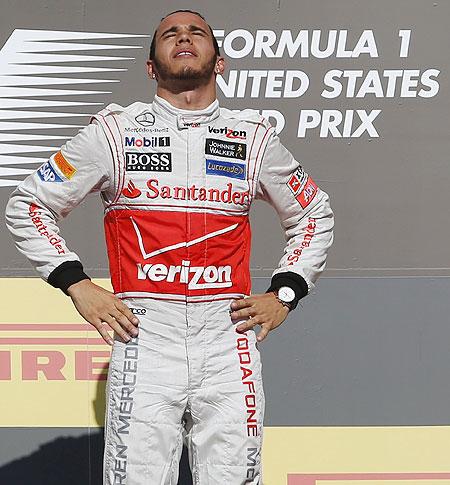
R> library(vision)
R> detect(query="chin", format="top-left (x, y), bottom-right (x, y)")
top-left (154, 57), bottom-right (214, 83)
top-left (176, 66), bottom-right (203, 80)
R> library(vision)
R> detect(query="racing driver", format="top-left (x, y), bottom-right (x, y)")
top-left (5, 9), bottom-right (334, 485)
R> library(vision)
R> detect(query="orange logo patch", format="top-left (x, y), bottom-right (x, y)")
top-left (54, 151), bottom-right (77, 179)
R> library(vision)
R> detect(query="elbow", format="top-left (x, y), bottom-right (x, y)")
top-left (5, 190), bottom-right (28, 235)
top-left (4, 193), bottom-right (17, 230)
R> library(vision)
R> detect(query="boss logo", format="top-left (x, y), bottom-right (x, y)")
top-left (125, 152), bottom-right (172, 172)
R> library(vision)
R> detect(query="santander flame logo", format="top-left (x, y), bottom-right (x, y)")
top-left (122, 180), bottom-right (141, 199)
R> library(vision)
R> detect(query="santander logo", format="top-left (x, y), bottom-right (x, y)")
top-left (122, 180), bottom-right (141, 198)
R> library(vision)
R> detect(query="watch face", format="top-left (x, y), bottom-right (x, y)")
top-left (278, 286), bottom-right (295, 302)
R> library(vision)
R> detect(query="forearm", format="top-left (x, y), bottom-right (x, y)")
top-left (5, 122), bottom-right (111, 291)
top-left (273, 189), bottom-right (334, 294)
top-left (5, 184), bottom-right (83, 283)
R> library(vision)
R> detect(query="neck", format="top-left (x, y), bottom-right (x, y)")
top-left (156, 79), bottom-right (217, 110)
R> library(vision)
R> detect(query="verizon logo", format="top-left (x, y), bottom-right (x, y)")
top-left (208, 126), bottom-right (247, 139)
top-left (137, 260), bottom-right (232, 290)
top-left (131, 218), bottom-right (236, 289)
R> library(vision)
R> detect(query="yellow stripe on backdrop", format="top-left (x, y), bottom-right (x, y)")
top-left (263, 427), bottom-right (450, 485)
top-left (0, 278), bottom-right (112, 427)
top-left (1, 279), bottom-right (450, 485)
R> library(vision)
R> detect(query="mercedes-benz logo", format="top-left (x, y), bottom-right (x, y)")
top-left (135, 111), bottom-right (155, 127)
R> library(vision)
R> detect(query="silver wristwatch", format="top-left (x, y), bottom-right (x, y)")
top-left (275, 286), bottom-right (296, 311)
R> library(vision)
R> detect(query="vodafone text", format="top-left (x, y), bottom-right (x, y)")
top-left (236, 333), bottom-right (259, 438)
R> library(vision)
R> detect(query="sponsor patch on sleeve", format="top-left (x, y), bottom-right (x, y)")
top-left (37, 161), bottom-right (63, 183)
top-left (53, 151), bottom-right (77, 179)
top-left (287, 166), bottom-right (308, 195)
top-left (295, 176), bottom-right (318, 209)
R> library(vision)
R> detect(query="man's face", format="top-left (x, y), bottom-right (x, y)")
top-left (151, 12), bottom-right (218, 83)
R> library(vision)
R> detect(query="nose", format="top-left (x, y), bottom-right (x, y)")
top-left (176, 28), bottom-right (193, 45)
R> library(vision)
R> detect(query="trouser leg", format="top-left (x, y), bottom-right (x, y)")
top-left (185, 301), bottom-right (265, 484)
top-left (103, 300), bottom-right (189, 485)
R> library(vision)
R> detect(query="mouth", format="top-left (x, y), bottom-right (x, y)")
top-left (174, 49), bottom-right (197, 58)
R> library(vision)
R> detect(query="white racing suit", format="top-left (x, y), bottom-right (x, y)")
top-left (5, 95), bottom-right (334, 484)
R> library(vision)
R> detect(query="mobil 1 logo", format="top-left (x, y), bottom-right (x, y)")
top-left (125, 152), bottom-right (172, 172)
top-left (205, 138), bottom-right (246, 160)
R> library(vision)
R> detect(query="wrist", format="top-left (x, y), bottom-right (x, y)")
top-left (266, 271), bottom-right (308, 310)
top-left (272, 288), bottom-right (295, 312)
top-left (47, 261), bottom-right (91, 295)
top-left (67, 278), bottom-right (92, 298)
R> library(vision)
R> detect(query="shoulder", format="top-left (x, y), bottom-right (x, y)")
top-left (93, 101), bottom-right (151, 120)
top-left (219, 107), bottom-right (272, 130)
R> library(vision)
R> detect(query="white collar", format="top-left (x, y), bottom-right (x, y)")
top-left (152, 94), bottom-right (220, 129)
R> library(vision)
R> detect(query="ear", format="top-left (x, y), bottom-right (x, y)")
top-left (146, 59), bottom-right (157, 80)
top-left (215, 57), bottom-right (225, 75)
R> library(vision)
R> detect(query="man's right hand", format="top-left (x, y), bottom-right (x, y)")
top-left (67, 279), bottom-right (139, 346)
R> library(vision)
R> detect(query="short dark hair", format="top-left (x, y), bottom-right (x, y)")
top-left (148, 9), bottom-right (221, 60)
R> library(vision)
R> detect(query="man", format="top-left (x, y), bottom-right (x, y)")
top-left (5, 9), bottom-right (334, 484)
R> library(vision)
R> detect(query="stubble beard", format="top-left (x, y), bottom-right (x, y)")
top-left (153, 53), bottom-right (216, 87)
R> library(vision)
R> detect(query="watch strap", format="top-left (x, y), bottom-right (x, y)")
top-left (274, 293), bottom-right (295, 311)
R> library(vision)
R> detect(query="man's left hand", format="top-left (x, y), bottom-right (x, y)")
top-left (230, 292), bottom-right (290, 342)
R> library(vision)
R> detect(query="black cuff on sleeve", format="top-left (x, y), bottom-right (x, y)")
top-left (266, 271), bottom-right (309, 310)
top-left (47, 261), bottom-right (90, 295)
